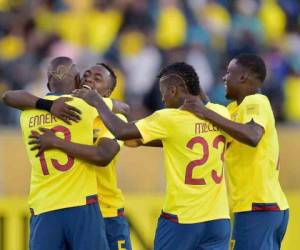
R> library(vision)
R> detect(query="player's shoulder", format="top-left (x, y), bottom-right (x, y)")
top-left (141, 108), bottom-right (175, 124)
top-left (226, 101), bottom-right (237, 110)
top-left (243, 94), bottom-right (270, 106)
top-left (57, 94), bottom-right (99, 120)
top-left (152, 108), bottom-right (177, 117)
top-left (206, 102), bottom-right (230, 119)
top-left (242, 94), bottom-right (272, 113)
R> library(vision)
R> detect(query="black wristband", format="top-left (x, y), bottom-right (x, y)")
top-left (35, 98), bottom-right (53, 112)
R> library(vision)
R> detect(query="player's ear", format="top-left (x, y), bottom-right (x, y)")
top-left (240, 71), bottom-right (249, 84)
top-left (169, 85), bottom-right (177, 96)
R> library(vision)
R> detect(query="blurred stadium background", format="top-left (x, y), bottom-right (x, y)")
top-left (0, 0), bottom-right (300, 249)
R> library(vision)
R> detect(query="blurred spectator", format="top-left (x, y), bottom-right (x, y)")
top-left (1, 0), bottom-right (300, 124)
top-left (186, 43), bottom-right (213, 93)
top-left (263, 46), bottom-right (289, 120)
top-left (156, 0), bottom-right (187, 50)
top-left (119, 28), bottom-right (162, 118)
top-left (258, 0), bottom-right (286, 43)
top-left (284, 71), bottom-right (300, 122)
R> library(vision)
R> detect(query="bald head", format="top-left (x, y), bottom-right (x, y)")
top-left (47, 57), bottom-right (80, 94)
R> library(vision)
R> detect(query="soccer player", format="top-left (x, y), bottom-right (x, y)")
top-left (74, 62), bottom-right (231, 250)
top-left (2, 57), bottom-right (111, 250)
top-left (182, 54), bottom-right (289, 250)
top-left (29, 63), bottom-right (132, 250)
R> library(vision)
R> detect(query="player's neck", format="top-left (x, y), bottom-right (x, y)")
top-left (184, 95), bottom-right (203, 105)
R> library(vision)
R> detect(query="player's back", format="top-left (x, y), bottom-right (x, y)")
top-left (20, 94), bottom-right (99, 215)
top-left (136, 103), bottom-right (230, 224)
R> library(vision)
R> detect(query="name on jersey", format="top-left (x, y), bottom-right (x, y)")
top-left (29, 114), bottom-right (57, 128)
top-left (195, 123), bottom-right (220, 134)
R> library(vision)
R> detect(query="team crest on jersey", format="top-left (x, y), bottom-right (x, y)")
top-left (246, 104), bottom-right (259, 115)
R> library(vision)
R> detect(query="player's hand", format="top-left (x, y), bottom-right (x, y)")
top-left (28, 128), bottom-right (60, 157)
top-left (180, 103), bottom-right (208, 119)
top-left (51, 97), bottom-right (81, 125)
top-left (72, 89), bottom-right (102, 107)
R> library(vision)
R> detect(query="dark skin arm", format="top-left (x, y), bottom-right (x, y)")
top-left (74, 89), bottom-right (141, 141)
top-left (125, 139), bottom-right (163, 148)
top-left (2, 90), bottom-right (39, 110)
top-left (112, 100), bottom-right (130, 118)
top-left (181, 103), bottom-right (264, 147)
top-left (29, 128), bottom-right (120, 166)
top-left (1, 90), bottom-right (81, 124)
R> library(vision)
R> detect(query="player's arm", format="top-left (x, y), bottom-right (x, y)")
top-left (1, 90), bottom-right (81, 124)
top-left (2, 90), bottom-right (39, 110)
top-left (182, 104), bottom-right (264, 147)
top-left (74, 89), bottom-right (142, 140)
top-left (29, 128), bottom-right (120, 166)
top-left (112, 100), bottom-right (130, 117)
top-left (125, 139), bottom-right (163, 148)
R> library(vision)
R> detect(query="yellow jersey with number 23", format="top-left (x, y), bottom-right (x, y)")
top-left (135, 103), bottom-right (230, 224)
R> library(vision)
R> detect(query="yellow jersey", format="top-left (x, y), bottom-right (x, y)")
top-left (20, 94), bottom-right (113, 215)
top-left (225, 94), bottom-right (288, 212)
top-left (93, 114), bottom-right (127, 218)
top-left (135, 103), bottom-right (230, 224)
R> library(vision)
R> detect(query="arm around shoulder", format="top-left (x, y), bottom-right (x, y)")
top-left (2, 90), bottom-right (39, 110)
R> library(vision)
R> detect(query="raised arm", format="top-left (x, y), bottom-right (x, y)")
top-left (2, 90), bottom-right (39, 110)
top-left (74, 89), bottom-right (142, 141)
top-left (2, 90), bottom-right (81, 124)
top-left (29, 128), bottom-right (120, 166)
top-left (182, 104), bottom-right (264, 147)
top-left (112, 99), bottom-right (130, 117)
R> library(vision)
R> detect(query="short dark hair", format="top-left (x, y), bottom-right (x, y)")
top-left (158, 62), bottom-right (200, 95)
top-left (235, 54), bottom-right (267, 82)
top-left (96, 63), bottom-right (117, 91)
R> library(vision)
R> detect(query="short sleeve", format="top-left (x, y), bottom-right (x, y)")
top-left (135, 111), bottom-right (168, 143)
top-left (241, 100), bottom-right (268, 129)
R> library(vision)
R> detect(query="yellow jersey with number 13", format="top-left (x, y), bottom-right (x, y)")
top-left (135, 103), bottom-right (230, 224)
top-left (20, 94), bottom-right (113, 215)
top-left (225, 94), bottom-right (288, 212)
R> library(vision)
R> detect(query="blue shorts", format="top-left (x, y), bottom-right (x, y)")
top-left (29, 202), bottom-right (109, 250)
top-left (154, 216), bottom-right (230, 250)
top-left (232, 209), bottom-right (289, 250)
top-left (104, 216), bottom-right (132, 250)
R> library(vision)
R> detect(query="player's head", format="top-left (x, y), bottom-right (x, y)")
top-left (80, 63), bottom-right (117, 97)
top-left (47, 57), bottom-right (80, 94)
top-left (223, 54), bottom-right (266, 100)
top-left (158, 62), bottom-right (201, 108)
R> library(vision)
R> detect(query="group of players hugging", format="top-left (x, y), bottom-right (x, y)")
top-left (2, 54), bottom-right (289, 250)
